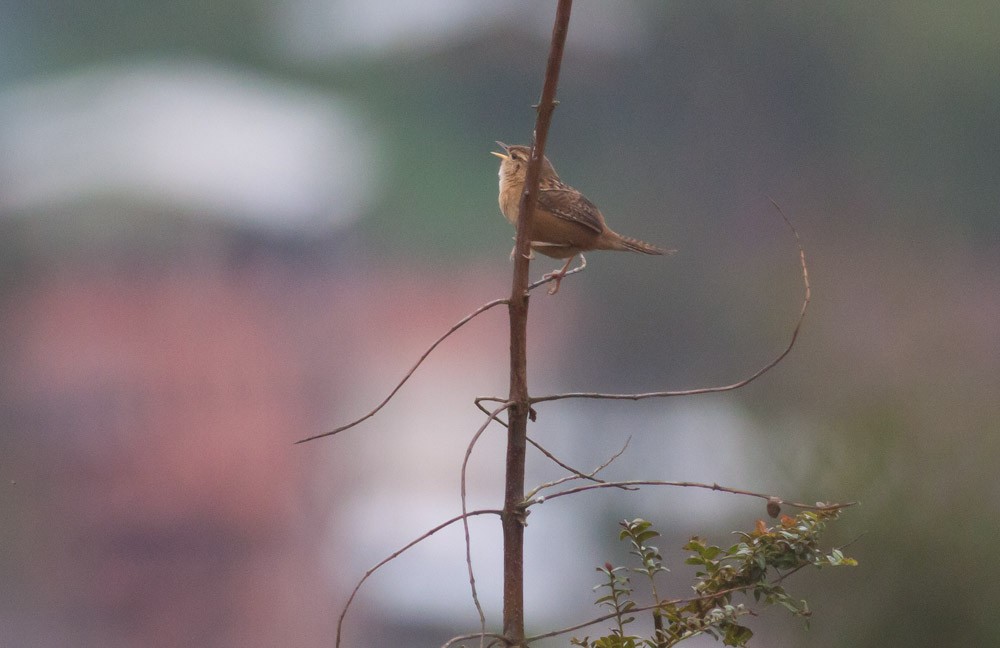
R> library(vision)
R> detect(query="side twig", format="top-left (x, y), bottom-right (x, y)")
top-left (528, 198), bottom-right (810, 406)
top-left (530, 479), bottom-right (855, 512)
top-left (524, 435), bottom-right (635, 499)
top-left (297, 297), bottom-right (508, 444)
top-left (334, 508), bottom-right (503, 648)
top-left (461, 403), bottom-right (513, 646)
top-left (299, 258), bottom-right (588, 444)
top-left (440, 632), bottom-right (509, 648)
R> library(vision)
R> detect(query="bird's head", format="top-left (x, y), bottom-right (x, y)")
top-left (491, 142), bottom-right (558, 181)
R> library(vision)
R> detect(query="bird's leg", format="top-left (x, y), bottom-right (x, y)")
top-left (543, 255), bottom-right (577, 295)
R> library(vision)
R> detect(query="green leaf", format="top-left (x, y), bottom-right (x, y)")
top-left (722, 623), bottom-right (753, 646)
top-left (683, 537), bottom-right (707, 551)
top-left (634, 530), bottom-right (660, 543)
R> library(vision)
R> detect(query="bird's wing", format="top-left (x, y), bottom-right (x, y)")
top-left (537, 184), bottom-right (605, 234)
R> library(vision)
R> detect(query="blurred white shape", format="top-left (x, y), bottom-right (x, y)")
top-left (272, 0), bottom-right (650, 61)
top-left (0, 61), bottom-right (378, 234)
top-left (333, 489), bottom-right (601, 626)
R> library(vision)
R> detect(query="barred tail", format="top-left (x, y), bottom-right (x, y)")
top-left (614, 233), bottom-right (672, 255)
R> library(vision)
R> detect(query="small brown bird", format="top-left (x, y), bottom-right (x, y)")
top-left (492, 142), bottom-right (669, 294)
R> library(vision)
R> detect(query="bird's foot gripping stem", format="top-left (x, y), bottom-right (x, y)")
top-left (542, 256), bottom-right (578, 295)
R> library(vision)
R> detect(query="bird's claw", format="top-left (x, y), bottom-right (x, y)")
top-left (543, 271), bottom-right (566, 295)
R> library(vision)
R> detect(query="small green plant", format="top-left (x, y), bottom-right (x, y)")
top-left (571, 509), bottom-right (855, 648)
top-left (586, 562), bottom-right (641, 648)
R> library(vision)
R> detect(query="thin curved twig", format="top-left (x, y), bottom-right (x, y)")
top-left (474, 397), bottom-right (509, 428)
top-left (461, 402), bottom-right (512, 646)
top-left (524, 435), bottom-right (635, 500)
top-left (297, 259), bottom-right (588, 444)
top-left (297, 297), bottom-right (508, 444)
top-left (527, 254), bottom-right (587, 292)
top-left (334, 508), bottom-right (502, 648)
top-left (528, 198), bottom-right (810, 405)
top-left (440, 632), bottom-right (509, 648)
top-left (530, 479), bottom-right (855, 512)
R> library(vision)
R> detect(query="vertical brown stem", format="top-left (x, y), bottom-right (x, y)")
top-left (502, 1), bottom-right (573, 645)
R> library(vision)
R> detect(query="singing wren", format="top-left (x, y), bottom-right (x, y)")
top-left (492, 142), bottom-right (669, 294)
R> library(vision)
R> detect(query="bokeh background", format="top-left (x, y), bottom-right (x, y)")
top-left (1, 1), bottom-right (998, 646)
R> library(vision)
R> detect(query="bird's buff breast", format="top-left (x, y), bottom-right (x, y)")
top-left (498, 171), bottom-right (521, 226)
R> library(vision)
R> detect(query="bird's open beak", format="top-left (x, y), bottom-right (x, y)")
top-left (491, 141), bottom-right (510, 160)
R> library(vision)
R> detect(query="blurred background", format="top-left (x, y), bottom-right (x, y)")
top-left (1, 1), bottom-right (997, 646)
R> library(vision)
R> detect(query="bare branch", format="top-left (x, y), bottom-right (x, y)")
top-left (589, 435), bottom-right (632, 475)
top-left (297, 297), bottom-right (508, 444)
top-left (475, 396), bottom-right (508, 409)
top-left (526, 254), bottom-right (586, 292)
top-left (334, 508), bottom-right (502, 648)
top-left (501, 2), bottom-right (574, 644)
top-left (461, 402), bottom-right (512, 646)
top-left (529, 199), bottom-right (811, 406)
top-left (524, 435), bottom-right (635, 500)
top-left (440, 633), bottom-right (509, 648)
top-left (530, 479), bottom-right (855, 512)
top-left (474, 398), bottom-right (508, 428)
top-left (298, 257), bottom-right (588, 445)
